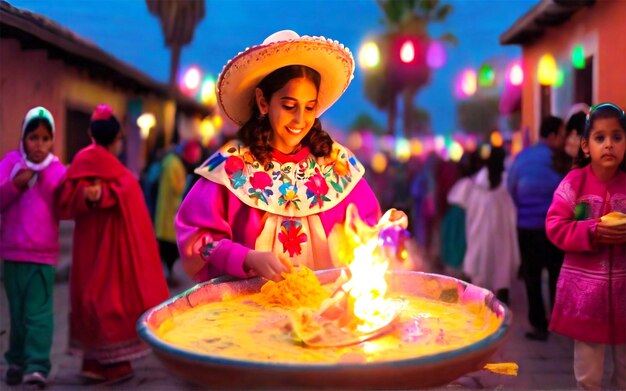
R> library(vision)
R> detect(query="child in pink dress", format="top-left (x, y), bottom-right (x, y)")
top-left (1, 107), bottom-right (66, 388)
top-left (175, 30), bottom-right (406, 283)
top-left (546, 102), bottom-right (626, 390)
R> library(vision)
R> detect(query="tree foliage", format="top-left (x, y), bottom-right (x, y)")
top-left (363, 0), bottom-right (455, 135)
top-left (457, 95), bottom-right (500, 135)
top-left (350, 113), bottom-right (385, 134)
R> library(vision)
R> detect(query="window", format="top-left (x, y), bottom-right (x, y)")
top-left (574, 56), bottom-right (593, 105)
top-left (65, 108), bottom-right (91, 162)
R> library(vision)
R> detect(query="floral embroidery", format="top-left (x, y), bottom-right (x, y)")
top-left (278, 220), bottom-right (307, 257)
top-left (305, 168), bottom-right (331, 208)
top-left (230, 172), bottom-right (246, 189)
top-left (248, 171), bottom-right (273, 205)
top-left (195, 141), bottom-right (365, 217)
top-left (224, 155), bottom-right (247, 189)
top-left (250, 171), bottom-right (272, 189)
top-left (224, 155), bottom-right (244, 174)
top-left (278, 182), bottom-right (301, 210)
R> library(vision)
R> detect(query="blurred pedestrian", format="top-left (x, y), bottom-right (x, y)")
top-left (552, 103), bottom-right (591, 176)
top-left (546, 102), bottom-right (626, 390)
top-left (155, 138), bottom-right (202, 285)
top-left (175, 30), bottom-right (407, 282)
top-left (0, 107), bottom-right (66, 388)
top-left (57, 104), bottom-right (169, 383)
top-left (507, 115), bottom-right (567, 341)
top-left (458, 147), bottom-right (520, 304)
top-left (409, 152), bottom-right (439, 263)
top-left (140, 130), bottom-right (166, 222)
top-left (440, 150), bottom-right (482, 277)
top-left (564, 103), bottom-right (590, 159)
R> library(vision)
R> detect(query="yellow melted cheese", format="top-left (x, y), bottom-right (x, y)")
top-left (157, 291), bottom-right (502, 364)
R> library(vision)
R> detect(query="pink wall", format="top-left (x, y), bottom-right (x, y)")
top-left (0, 39), bottom-right (66, 160)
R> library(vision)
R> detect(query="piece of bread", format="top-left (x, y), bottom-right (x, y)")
top-left (600, 211), bottom-right (626, 226)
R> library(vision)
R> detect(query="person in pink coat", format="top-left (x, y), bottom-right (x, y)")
top-left (0, 107), bottom-right (66, 388)
top-left (546, 102), bottom-right (626, 390)
top-left (176, 30), bottom-right (406, 283)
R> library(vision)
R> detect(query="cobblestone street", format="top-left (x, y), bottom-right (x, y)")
top-left (0, 222), bottom-right (592, 390)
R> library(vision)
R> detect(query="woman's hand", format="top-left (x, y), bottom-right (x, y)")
top-left (84, 180), bottom-right (102, 203)
top-left (595, 221), bottom-right (626, 245)
top-left (388, 208), bottom-right (409, 229)
top-left (244, 250), bottom-right (288, 281)
top-left (12, 169), bottom-right (35, 189)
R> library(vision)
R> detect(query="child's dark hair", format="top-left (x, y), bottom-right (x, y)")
top-left (540, 116), bottom-right (564, 139)
top-left (573, 102), bottom-right (626, 171)
top-left (90, 117), bottom-right (121, 146)
top-left (486, 146), bottom-right (506, 190)
top-left (23, 118), bottom-right (53, 138)
top-left (237, 65), bottom-right (333, 164)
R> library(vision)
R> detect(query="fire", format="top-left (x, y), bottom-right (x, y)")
top-left (343, 230), bottom-right (403, 334)
top-left (291, 205), bottom-right (407, 347)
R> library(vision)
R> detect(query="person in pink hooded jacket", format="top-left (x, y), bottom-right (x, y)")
top-left (546, 102), bottom-right (626, 390)
top-left (0, 106), bottom-right (66, 388)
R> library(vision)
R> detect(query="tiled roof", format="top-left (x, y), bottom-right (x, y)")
top-left (500, 0), bottom-right (594, 45)
top-left (0, 0), bottom-right (210, 116)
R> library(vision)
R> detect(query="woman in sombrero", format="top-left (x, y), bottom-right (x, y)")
top-left (175, 30), bottom-right (406, 282)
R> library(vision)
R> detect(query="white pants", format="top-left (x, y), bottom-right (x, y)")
top-left (574, 340), bottom-right (626, 390)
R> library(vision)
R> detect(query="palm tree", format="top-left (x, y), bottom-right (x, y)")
top-left (364, 0), bottom-right (455, 135)
top-left (146, 0), bottom-right (205, 92)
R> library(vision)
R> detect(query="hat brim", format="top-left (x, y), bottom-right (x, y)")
top-left (217, 36), bottom-right (354, 126)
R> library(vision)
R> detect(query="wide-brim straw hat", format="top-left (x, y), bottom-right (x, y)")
top-left (216, 30), bottom-right (355, 126)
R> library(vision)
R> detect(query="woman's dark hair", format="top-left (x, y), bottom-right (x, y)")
top-left (237, 65), bottom-right (333, 163)
top-left (573, 103), bottom-right (626, 171)
top-left (486, 146), bottom-right (506, 190)
top-left (23, 118), bottom-right (53, 139)
top-left (459, 149), bottom-right (483, 177)
top-left (90, 116), bottom-right (121, 146)
top-left (566, 111), bottom-right (587, 137)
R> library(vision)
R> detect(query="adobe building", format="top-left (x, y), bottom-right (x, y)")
top-left (500, 0), bottom-right (626, 138)
top-left (0, 1), bottom-right (210, 174)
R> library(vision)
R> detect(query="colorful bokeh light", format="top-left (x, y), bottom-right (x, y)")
top-left (371, 152), bottom-right (388, 173)
top-left (183, 67), bottom-right (201, 91)
top-left (478, 64), bottom-right (495, 87)
top-left (400, 40), bottom-right (415, 64)
top-left (359, 41), bottom-right (380, 69)
top-left (426, 41), bottom-right (446, 69)
top-left (554, 68), bottom-right (565, 88)
top-left (410, 138), bottom-right (423, 157)
top-left (449, 141), bottom-right (464, 162)
top-left (395, 138), bottom-right (411, 162)
top-left (490, 130), bottom-right (503, 147)
top-left (537, 54), bottom-right (557, 86)
top-left (509, 63), bottom-right (524, 86)
top-left (459, 69), bottom-right (477, 97)
top-left (200, 76), bottom-right (217, 106)
top-left (572, 45), bottom-right (585, 69)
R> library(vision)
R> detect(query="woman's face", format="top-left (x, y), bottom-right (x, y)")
top-left (258, 77), bottom-right (318, 154)
top-left (565, 131), bottom-right (581, 158)
top-left (24, 124), bottom-right (53, 163)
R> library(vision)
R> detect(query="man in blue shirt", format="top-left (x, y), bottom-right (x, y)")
top-left (507, 116), bottom-right (566, 341)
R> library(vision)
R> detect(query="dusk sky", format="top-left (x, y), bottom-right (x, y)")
top-left (11, 0), bottom-right (536, 135)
